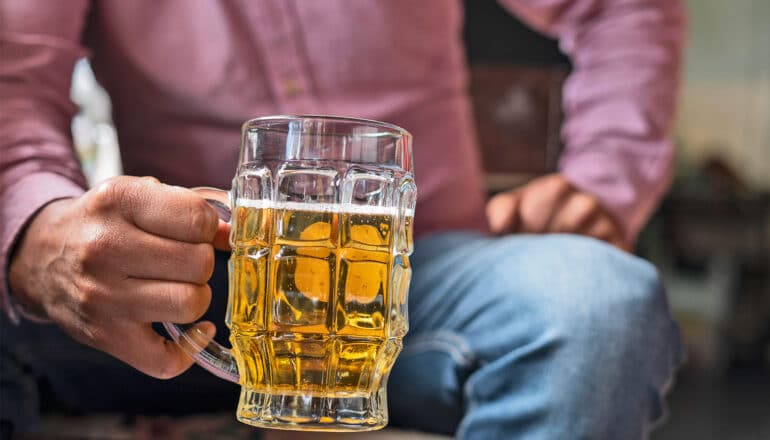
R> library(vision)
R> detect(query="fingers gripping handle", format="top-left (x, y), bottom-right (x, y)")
top-left (162, 322), bottom-right (239, 383)
top-left (162, 187), bottom-right (239, 383)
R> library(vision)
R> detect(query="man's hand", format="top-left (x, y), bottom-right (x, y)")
top-left (8, 176), bottom-right (229, 379)
top-left (486, 174), bottom-right (631, 252)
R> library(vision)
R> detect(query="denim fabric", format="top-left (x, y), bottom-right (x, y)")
top-left (389, 232), bottom-right (684, 439)
top-left (1, 233), bottom-right (683, 439)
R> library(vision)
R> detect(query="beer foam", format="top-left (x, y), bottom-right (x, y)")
top-left (236, 198), bottom-right (413, 216)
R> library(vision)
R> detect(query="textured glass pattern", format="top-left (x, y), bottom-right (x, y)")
top-left (228, 162), bottom-right (413, 430)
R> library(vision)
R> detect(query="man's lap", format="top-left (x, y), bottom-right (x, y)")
top-left (1, 232), bottom-right (683, 437)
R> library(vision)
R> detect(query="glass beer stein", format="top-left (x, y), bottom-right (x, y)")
top-left (163, 115), bottom-right (415, 431)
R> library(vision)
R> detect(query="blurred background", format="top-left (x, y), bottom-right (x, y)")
top-left (65, 1), bottom-right (768, 439)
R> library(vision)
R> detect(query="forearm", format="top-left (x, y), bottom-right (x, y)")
top-left (499, 0), bottom-right (687, 241)
top-left (557, 0), bottom-right (685, 241)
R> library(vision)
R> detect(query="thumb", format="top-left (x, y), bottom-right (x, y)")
top-left (486, 191), bottom-right (521, 234)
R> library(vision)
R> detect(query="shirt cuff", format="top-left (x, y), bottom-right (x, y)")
top-left (1, 172), bottom-right (85, 324)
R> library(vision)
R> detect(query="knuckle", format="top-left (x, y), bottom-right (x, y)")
top-left (79, 228), bottom-right (111, 265)
top-left (593, 218), bottom-right (615, 238)
top-left (574, 195), bottom-right (600, 219)
top-left (555, 178), bottom-right (572, 192)
top-left (90, 176), bottom-right (130, 211)
top-left (582, 195), bottom-right (601, 211)
top-left (559, 214), bottom-right (583, 233)
top-left (74, 279), bottom-right (101, 310)
top-left (140, 176), bottom-right (160, 184)
top-left (546, 175), bottom-right (572, 194)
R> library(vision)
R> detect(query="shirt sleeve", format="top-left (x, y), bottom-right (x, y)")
top-left (498, 0), bottom-right (686, 242)
top-left (0, 0), bottom-right (92, 322)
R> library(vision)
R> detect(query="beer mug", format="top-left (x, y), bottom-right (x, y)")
top-left (163, 115), bottom-right (415, 431)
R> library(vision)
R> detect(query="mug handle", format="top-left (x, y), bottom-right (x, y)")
top-left (162, 187), bottom-right (240, 384)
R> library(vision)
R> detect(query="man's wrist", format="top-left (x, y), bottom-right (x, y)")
top-left (7, 198), bottom-right (74, 323)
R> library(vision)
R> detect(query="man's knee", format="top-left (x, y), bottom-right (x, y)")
top-left (489, 234), bottom-right (674, 353)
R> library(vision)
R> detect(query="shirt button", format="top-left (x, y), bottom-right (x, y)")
top-left (282, 77), bottom-right (302, 97)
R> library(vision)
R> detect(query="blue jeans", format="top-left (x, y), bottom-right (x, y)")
top-left (1, 232), bottom-right (683, 439)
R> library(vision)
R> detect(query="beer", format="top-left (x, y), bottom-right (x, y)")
top-left (226, 199), bottom-right (412, 423)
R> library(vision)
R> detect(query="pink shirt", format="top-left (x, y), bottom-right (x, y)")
top-left (0, 0), bottom-right (685, 320)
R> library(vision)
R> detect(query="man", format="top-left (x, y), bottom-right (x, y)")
top-left (1, 0), bottom-right (685, 438)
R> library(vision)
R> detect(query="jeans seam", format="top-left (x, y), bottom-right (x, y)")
top-left (402, 331), bottom-right (476, 368)
top-left (646, 333), bottom-right (686, 439)
top-left (456, 363), bottom-right (487, 440)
